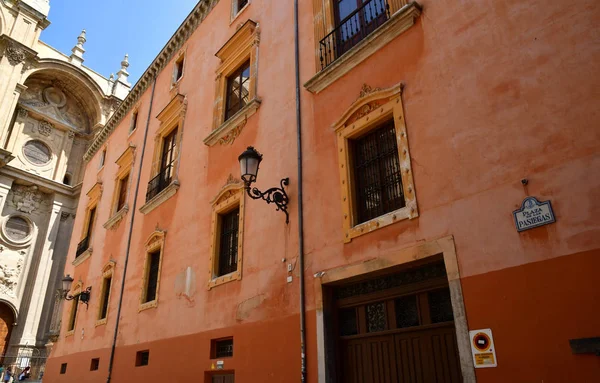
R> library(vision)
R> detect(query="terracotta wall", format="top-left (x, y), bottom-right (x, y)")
top-left (44, 0), bottom-right (600, 381)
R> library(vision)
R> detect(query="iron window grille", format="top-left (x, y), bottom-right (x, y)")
top-left (76, 207), bottom-right (95, 258)
top-left (143, 251), bottom-right (161, 303)
top-left (351, 120), bottom-right (405, 224)
top-left (225, 61), bottom-right (251, 121)
top-left (146, 128), bottom-right (177, 202)
top-left (217, 208), bottom-right (240, 277)
top-left (213, 338), bottom-right (234, 358)
top-left (319, 0), bottom-right (390, 70)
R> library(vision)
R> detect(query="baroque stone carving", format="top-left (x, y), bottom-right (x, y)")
top-left (38, 121), bottom-right (53, 136)
top-left (218, 118), bottom-right (246, 146)
top-left (5, 45), bottom-right (25, 66)
top-left (0, 259), bottom-right (23, 295)
top-left (358, 84), bottom-right (382, 99)
top-left (12, 185), bottom-right (46, 214)
top-left (17, 108), bottom-right (28, 119)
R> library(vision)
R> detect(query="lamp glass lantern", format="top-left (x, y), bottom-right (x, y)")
top-left (61, 274), bottom-right (74, 294)
top-left (238, 146), bottom-right (263, 185)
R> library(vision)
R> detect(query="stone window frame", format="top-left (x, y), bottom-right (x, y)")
top-left (104, 144), bottom-right (136, 230)
top-left (1, 214), bottom-right (34, 246)
top-left (172, 51), bottom-right (186, 86)
top-left (204, 20), bottom-right (261, 147)
top-left (22, 139), bottom-right (53, 167)
top-left (208, 179), bottom-right (245, 289)
top-left (230, 0), bottom-right (251, 23)
top-left (305, 0), bottom-right (422, 93)
top-left (73, 182), bottom-right (102, 266)
top-left (129, 104), bottom-right (141, 135)
top-left (333, 83), bottom-right (417, 243)
top-left (95, 261), bottom-right (116, 326)
top-left (65, 280), bottom-right (83, 337)
top-left (139, 230), bottom-right (166, 312)
top-left (139, 95), bottom-right (186, 214)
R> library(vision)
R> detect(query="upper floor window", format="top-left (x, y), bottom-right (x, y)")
top-left (76, 182), bottom-right (102, 261)
top-left (232, 0), bottom-right (249, 19)
top-left (130, 110), bottom-right (139, 133)
top-left (99, 148), bottom-right (106, 169)
top-left (334, 84), bottom-right (418, 243)
top-left (217, 207), bottom-right (240, 277)
top-left (143, 250), bottom-right (161, 303)
top-left (146, 127), bottom-right (177, 202)
top-left (173, 55), bottom-right (185, 83)
top-left (139, 231), bottom-right (165, 310)
top-left (225, 61), bottom-right (250, 121)
top-left (96, 261), bottom-right (115, 325)
top-left (76, 206), bottom-right (95, 258)
top-left (117, 174), bottom-right (129, 212)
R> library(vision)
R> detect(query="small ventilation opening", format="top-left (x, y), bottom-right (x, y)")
top-left (63, 173), bottom-right (72, 185)
top-left (90, 358), bottom-right (99, 371)
top-left (135, 350), bottom-right (149, 367)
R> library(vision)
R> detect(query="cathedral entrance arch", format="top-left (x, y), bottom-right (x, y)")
top-left (0, 302), bottom-right (15, 356)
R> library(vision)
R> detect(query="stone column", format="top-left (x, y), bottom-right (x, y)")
top-left (0, 46), bottom-right (27, 139)
top-left (15, 198), bottom-right (63, 347)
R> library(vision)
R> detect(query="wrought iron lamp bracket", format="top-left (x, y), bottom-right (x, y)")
top-left (63, 286), bottom-right (92, 309)
top-left (245, 178), bottom-right (290, 224)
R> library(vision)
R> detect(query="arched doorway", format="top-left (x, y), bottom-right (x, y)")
top-left (0, 302), bottom-right (15, 356)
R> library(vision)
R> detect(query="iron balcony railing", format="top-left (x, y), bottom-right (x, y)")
top-left (75, 236), bottom-right (90, 258)
top-left (145, 166), bottom-right (173, 202)
top-left (319, 0), bottom-right (390, 70)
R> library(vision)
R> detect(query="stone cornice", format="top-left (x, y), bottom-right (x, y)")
top-left (83, 0), bottom-right (220, 162)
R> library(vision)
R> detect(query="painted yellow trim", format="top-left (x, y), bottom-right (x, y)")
top-left (335, 84), bottom-right (418, 242)
top-left (138, 231), bottom-right (166, 311)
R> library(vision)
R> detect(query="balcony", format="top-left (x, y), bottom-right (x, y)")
top-left (319, 0), bottom-right (391, 70)
top-left (75, 236), bottom-right (90, 258)
top-left (145, 166), bottom-right (173, 202)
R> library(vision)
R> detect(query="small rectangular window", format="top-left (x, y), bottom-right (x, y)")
top-left (130, 110), bottom-right (139, 133)
top-left (211, 337), bottom-right (234, 358)
top-left (90, 358), bottom-right (99, 371)
top-left (174, 57), bottom-right (184, 83)
top-left (136, 350), bottom-right (149, 367)
top-left (67, 296), bottom-right (79, 331)
top-left (143, 251), bottom-right (160, 303)
top-left (99, 149), bottom-right (106, 168)
top-left (225, 61), bottom-right (251, 121)
top-left (237, 0), bottom-right (248, 11)
top-left (351, 120), bottom-right (405, 224)
top-left (117, 174), bottom-right (129, 211)
top-left (60, 363), bottom-right (67, 374)
top-left (99, 276), bottom-right (112, 320)
top-left (217, 208), bottom-right (240, 277)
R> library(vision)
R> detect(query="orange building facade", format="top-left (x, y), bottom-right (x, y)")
top-left (45, 0), bottom-right (599, 382)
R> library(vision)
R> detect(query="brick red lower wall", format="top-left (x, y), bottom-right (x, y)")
top-left (45, 250), bottom-right (600, 383)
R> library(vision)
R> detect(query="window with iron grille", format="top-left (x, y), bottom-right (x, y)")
top-left (135, 350), bottom-right (149, 367)
top-left (225, 61), bottom-right (250, 121)
top-left (117, 174), bottom-right (129, 211)
top-left (212, 338), bottom-right (234, 358)
top-left (143, 251), bottom-right (161, 303)
top-left (146, 128), bottom-right (178, 202)
top-left (90, 358), bottom-right (100, 371)
top-left (217, 208), bottom-right (240, 277)
top-left (351, 120), bottom-right (405, 224)
top-left (60, 363), bottom-right (67, 374)
top-left (99, 276), bottom-right (112, 320)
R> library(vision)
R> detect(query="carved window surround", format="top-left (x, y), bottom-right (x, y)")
top-left (74, 182), bottom-right (102, 265)
top-left (205, 20), bottom-right (261, 147)
top-left (139, 95), bottom-right (186, 215)
top-left (305, 2), bottom-right (421, 94)
top-left (208, 179), bottom-right (245, 289)
top-left (139, 231), bottom-right (166, 312)
top-left (333, 83), bottom-right (417, 243)
top-left (65, 281), bottom-right (83, 337)
top-left (104, 144), bottom-right (136, 230)
top-left (72, 248), bottom-right (92, 267)
top-left (95, 260), bottom-right (116, 327)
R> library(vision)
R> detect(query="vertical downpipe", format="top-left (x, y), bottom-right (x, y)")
top-left (106, 77), bottom-right (157, 383)
top-left (293, 0), bottom-right (307, 382)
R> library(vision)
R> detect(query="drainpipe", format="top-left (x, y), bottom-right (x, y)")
top-left (293, 1), bottom-right (307, 382)
top-left (106, 77), bottom-right (157, 383)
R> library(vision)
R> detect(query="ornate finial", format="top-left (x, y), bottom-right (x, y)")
top-left (121, 54), bottom-right (129, 69)
top-left (116, 54), bottom-right (131, 87)
top-left (70, 29), bottom-right (87, 65)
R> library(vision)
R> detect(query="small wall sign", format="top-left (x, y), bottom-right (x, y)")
top-left (469, 328), bottom-right (497, 368)
top-left (513, 196), bottom-right (556, 232)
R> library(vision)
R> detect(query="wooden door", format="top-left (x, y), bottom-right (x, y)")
top-left (212, 374), bottom-right (234, 383)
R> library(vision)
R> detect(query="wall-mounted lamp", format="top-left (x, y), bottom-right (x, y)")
top-left (238, 146), bottom-right (290, 224)
top-left (60, 274), bottom-right (92, 307)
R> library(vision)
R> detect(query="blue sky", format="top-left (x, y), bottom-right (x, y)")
top-left (41, 0), bottom-right (199, 85)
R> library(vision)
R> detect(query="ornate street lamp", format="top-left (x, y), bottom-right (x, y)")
top-left (60, 274), bottom-right (92, 307)
top-left (238, 146), bottom-right (290, 223)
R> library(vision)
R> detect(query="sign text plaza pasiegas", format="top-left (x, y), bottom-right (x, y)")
top-left (513, 196), bottom-right (556, 232)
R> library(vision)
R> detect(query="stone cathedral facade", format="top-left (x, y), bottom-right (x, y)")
top-left (0, 0), bottom-right (129, 374)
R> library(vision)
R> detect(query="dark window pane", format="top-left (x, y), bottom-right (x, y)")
top-left (225, 61), bottom-right (251, 121)
top-left (238, 0), bottom-right (248, 10)
top-left (394, 295), bottom-right (419, 328)
top-left (217, 208), bottom-right (240, 276)
top-left (136, 350), bottom-right (149, 367)
top-left (68, 296), bottom-right (79, 331)
top-left (352, 121), bottom-right (405, 224)
top-left (145, 251), bottom-right (160, 303)
top-left (366, 301), bottom-right (387, 333)
top-left (429, 288), bottom-right (454, 323)
top-left (87, 207), bottom-right (96, 239)
top-left (100, 277), bottom-right (112, 320)
top-left (215, 338), bottom-right (234, 358)
top-left (339, 307), bottom-right (358, 336)
top-left (117, 174), bottom-right (129, 211)
top-left (90, 358), bottom-right (99, 371)
top-left (60, 363), bottom-right (67, 374)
